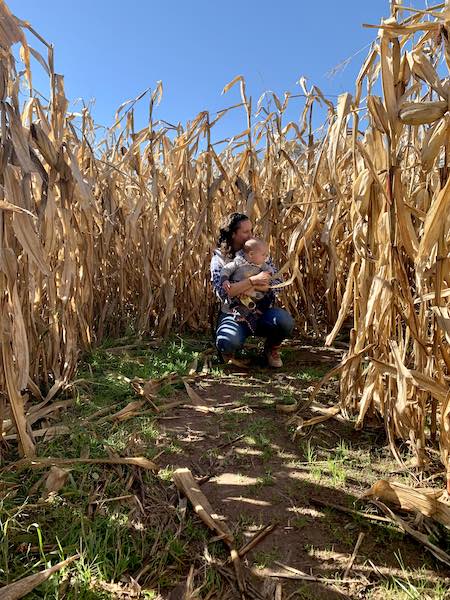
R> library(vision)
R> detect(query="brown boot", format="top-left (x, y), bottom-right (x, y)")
top-left (265, 344), bottom-right (283, 368)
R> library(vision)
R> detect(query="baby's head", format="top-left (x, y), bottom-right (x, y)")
top-left (243, 238), bottom-right (268, 267)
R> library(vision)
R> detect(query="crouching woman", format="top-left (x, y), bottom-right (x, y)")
top-left (210, 212), bottom-right (294, 367)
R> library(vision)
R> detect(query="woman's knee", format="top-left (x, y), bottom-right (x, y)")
top-left (216, 332), bottom-right (243, 354)
top-left (268, 308), bottom-right (294, 336)
top-left (215, 319), bottom-right (246, 354)
top-left (280, 310), bottom-right (295, 335)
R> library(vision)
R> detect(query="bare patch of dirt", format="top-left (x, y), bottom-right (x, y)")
top-left (155, 346), bottom-right (450, 599)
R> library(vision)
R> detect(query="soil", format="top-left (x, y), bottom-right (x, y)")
top-left (152, 345), bottom-right (450, 599)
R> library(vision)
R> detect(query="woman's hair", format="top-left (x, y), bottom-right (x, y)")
top-left (216, 212), bottom-right (249, 258)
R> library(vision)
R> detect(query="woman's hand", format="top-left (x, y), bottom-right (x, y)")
top-left (253, 283), bottom-right (270, 292)
top-left (250, 271), bottom-right (271, 286)
top-left (222, 281), bottom-right (231, 294)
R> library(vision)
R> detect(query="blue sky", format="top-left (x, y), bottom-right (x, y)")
top-left (8, 1), bottom-right (415, 142)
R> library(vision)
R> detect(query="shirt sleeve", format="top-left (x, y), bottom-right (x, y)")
top-left (210, 253), bottom-right (228, 302)
top-left (220, 259), bottom-right (237, 284)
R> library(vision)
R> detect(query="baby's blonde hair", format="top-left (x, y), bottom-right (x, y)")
top-left (243, 238), bottom-right (267, 255)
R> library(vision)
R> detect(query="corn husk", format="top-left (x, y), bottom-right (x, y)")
top-left (398, 100), bottom-right (447, 125)
top-left (364, 480), bottom-right (450, 529)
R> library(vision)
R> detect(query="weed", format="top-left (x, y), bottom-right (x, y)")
top-left (158, 466), bottom-right (175, 482)
top-left (335, 439), bottom-right (350, 461)
top-left (253, 547), bottom-right (280, 569)
top-left (276, 385), bottom-right (297, 405)
top-left (294, 366), bottom-right (330, 381)
top-left (326, 457), bottom-right (346, 485)
top-left (294, 584), bottom-right (315, 600)
top-left (202, 566), bottom-right (223, 595)
top-left (254, 470), bottom-right (275, 488)
top-left (311, 465), bottom-right (322, 481)
top-left (300, 439), bottom-right (316, 464)
top-left (292, 516), bottom-right (308, 529)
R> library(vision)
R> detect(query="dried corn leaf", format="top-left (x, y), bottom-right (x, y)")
top-left (172, 467), bottom-right (234, 544)
top-left (0, 554), bottom-right (79, 600)
top-left (365, 480), bottom-right (450, 528)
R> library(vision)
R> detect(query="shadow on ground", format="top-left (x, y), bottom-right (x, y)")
top-left (154, 346), bottom-right (450, 599)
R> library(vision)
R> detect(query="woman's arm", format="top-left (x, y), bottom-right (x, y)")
top-left (227, 278), bottom-right (254, 298)
top-left (227, 271), bottom-right (271, 298)
top-left (252, 283), bottom-right (270, 292)
top-left (211, 254), bottom-right (228, 302)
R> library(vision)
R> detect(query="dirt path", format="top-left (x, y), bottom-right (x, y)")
top-left (3, 341), bottom-right (449, 600)
top-left (154, 347), bottom-right (450, 599)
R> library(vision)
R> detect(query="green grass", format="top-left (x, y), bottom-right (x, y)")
top-left (370, 552), bottom-right (450, 600)
top-left (294, 365), bottom-right (330, 381)
top-left (222, 413), bottom-right (276, 460)
top-left (35, 336), bottom-right (203, 464)
top-left (294, 583), bottom-right (318, 600)
top-left (3, 335), bottom-right (448, 599)
top-left (292, 515), bottom-right (308, 529)
top-left (83, 337), bottom-right (196, 389)
top-left (202, 567), bottom-right (223, 596)
top-left (253, 469), bottom-right (276, 488)
top-left (0, 336), bottom-right (205, 598)
top-left (240, 417), bottom-right (276, 460)
top-left (300, 439), bottom-right (316, 464)
top-left (326, 456), bottom-right (346, 485)
top-left (253, 547), bottom-right (281, 569)
top-left (335, 439), bottom-right (350, 461)
top-left (296, 438), bottom-right (353, 485)
top-left (1, 475), bottom-right (161, 593)
top-left (311, 464), bottom-right (323, 481)
top-left (0, 464), bottom-right (206, 598)
top-left (276, 385), bottom-right (298, 405)
top-left (375, 577), bottom-right (449, 600)
top-left (242, 389), bottom-right (276, 407)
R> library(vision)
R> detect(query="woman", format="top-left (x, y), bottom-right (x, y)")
top-left (210, 212), bottom-right (294, 367)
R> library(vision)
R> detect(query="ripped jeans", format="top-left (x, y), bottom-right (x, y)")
top-left (215, 308), bottom-right (294, 355)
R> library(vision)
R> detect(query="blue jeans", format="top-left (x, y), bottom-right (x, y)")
top-left (216, 308), bottom-right (294, 355)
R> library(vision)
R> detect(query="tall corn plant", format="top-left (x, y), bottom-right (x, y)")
top-left (0, 0), bottom-right (450, 482)
top-left (323, 5), bottom-right (450, 485)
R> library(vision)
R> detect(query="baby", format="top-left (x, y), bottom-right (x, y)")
top-left (220, 238), bottom-right (274, 330)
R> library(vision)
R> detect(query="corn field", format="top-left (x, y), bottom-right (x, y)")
top-left (1, 0), bottom-right (450, 485)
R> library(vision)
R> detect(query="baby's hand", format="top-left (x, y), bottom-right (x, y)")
top-left (222, 281), bottom-right (231, 294)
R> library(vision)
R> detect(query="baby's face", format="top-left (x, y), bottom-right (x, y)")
top-left (248, 246), bottom-right (268, 266)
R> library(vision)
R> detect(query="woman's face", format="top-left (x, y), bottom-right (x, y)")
top-left (232, 219), bottom-right (253, 250)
